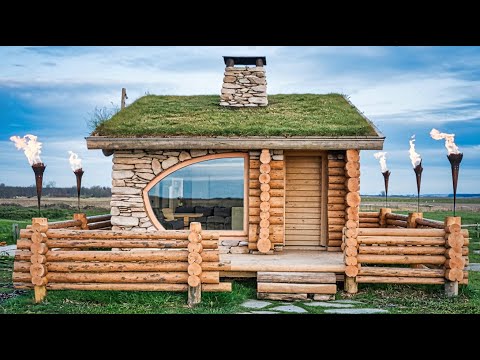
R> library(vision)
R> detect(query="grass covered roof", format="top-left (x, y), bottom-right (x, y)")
top-left (93, 94), bottom-right (379, 138)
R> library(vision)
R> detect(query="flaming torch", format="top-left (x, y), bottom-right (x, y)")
top-left (10, 134), bottom-right (45, 215)
top-left (408, 135), bottom-right (423, 212)
top-left (373, 152), bottom-right (390, 207)
top-left (430, 128), bottom-right (463, 216)
top-left (69, 151), bottom-right (83, 211)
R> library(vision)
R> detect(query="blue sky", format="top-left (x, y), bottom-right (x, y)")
top-left (0, 46), bottom-right (479, 194)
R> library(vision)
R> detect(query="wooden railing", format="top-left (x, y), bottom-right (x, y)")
top-left (13, 219), bottom-right (230, 305)
top-left (26, 213), bottom-right (112, 231)
top-left (345, 209), bottom-right (469, 296)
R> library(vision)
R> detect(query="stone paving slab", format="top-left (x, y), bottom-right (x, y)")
top-left (324, 308), bottom-right (388, 314)
top-left (303, 301), bottom-right (354, 308)
top-left (241, 300), bottom-right (271, 309)
top-left (250, 311), bottom-right (278, 314)
top-left (0, 245), bottom-right (16, 257)
top-left (271, 305), bottom-right (307, 313)
top-left (468, 263), bottom-right (480, 272)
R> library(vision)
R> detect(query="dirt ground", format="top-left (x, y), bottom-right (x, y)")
top-left (0, 197), bottom-right (111, 209)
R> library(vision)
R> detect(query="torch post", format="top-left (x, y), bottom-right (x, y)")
top-left (382, 170), bottom-right (390, 207)
top-left (447, 153), bottom-right (463, 216)
top-left (32, 163), bottom-right (46, 216)
top-left (413, 162), bottom-right (423, 213)
top-left (74, 168), bottom-right (84, 212)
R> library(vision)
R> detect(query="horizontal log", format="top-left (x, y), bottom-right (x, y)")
top-left (415, 218), bottom-right (444, 229)
top-left (257, 282), bottom-right (337, 294)
top-left (357, 236), bottom-right (445, 246)
top-left (47, 271), bottom-right (219, 284)
top-left (86, 214), bottom-right (112, 223)
top-left (202, 282), bottom-right (232, 292)
top-left (359, 212), bottom-right (379, 218)
top-left (328, 160), bottom-right (345, 168)
top-left (328, 232), bottom-right (343, 240)
top-left (329, 225), bottom-right (345, 232)
top-left (328, 183), bottom-right (345, 190)
top-left (327, 168), bottom-right (345, 176)
top-left (385, 213), bottom-right (408, 221)
top-left (13, 272), bottom-right (31, 283)
top-left (356, 276), bottom-right (445, 284)
top-left (46, 250), bottom-right (189, 262)
top-left (327, 204), bottom-right (346, 211)
top-left (88, 221), bottom-right (112, 230)
top-left (328, 210), bottom-right (346, 218)
top-left (358, 267), bottom-right (445, 277)
top-left (357, 254), bottom-right (446, 265)
top-left (328, 240), bottom-right (342, 247)
top-left (45, 239), bottom-right (218, 250)
top-left (47, 283), bottom-right (189, 291)
top-left (45, 261), bottom-right (223, 272)
top-left (16, 239), bottom-right (31, 250)
top-left (257, 293), bottom-right (308, 301)
top-left (386, 219), bottom-right (407, 227)
top-left (359, 218), bottom-right (379, 223)
top-left (257, 271), bottom-right (336, 284)
top-left (48, 219), bottom-right (82, 229)
top-left (359, 223), bottom-right (380, 228)
top-left (328, 176), bottom-right (347, 184)
top-left (329, 218), bottom-right (346, 225)
top-left (358, 228), bottom-right (445, 237)
top-left (14, 250), bottom-right (32, 261)
top-left (327, 196), bottom-right (345, 205)
top-left (358, 246), bottom-right (446, 255)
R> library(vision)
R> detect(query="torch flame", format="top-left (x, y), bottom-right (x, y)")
top-left (68, 151), bottom-right (82, 171)
top-left (408, 135), bottom-right (422, 168)
top-left (9, 134), bottom-right (43, 165)
top-left (430, 128), bottom-right (460, 154)
top-left (373, 152), bottom-right (389, 172)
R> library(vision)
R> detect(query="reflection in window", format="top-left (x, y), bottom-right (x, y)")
top-left (148, 157), bottom-right (244, 231)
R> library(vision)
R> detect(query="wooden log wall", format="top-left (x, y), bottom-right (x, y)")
top-left (26, 213), bottom-right (112, 231)
top-left (359, 211), bottom-right (380, 228)
top-left (342, 149), bottom-right (361, 293)
top-left (13, 223), bottom-right (231, 304)
top-left (327, 151), bottom-right (346, 251)
top-left (248, 149), bottom-right (285, 252)
top-left (353, 226), bottom-right (469, 287)
top-left (444, 217), bottom-right (468, 296)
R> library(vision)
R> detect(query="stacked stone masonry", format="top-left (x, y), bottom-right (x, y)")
top-left (220, 66), bottom-right (267, 107)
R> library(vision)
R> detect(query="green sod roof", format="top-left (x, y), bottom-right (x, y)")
top-left (93, 94), bottom-right (379, 137)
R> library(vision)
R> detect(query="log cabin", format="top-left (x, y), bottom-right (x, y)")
top-left (85, 56), bottom-right (385, 299)
top-left (13, 56), bottom-right (468, 303)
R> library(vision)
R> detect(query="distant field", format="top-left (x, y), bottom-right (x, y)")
top-left (361, 196), bottom-right (480, 213)
top-left (0, 197), bottom-right (111, 209)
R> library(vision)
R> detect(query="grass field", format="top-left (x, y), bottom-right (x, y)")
top-left (1, 203), bottom-right (479, 314)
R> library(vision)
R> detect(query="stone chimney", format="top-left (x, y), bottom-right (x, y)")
top-left (220, 56), bottom-right (267, 107)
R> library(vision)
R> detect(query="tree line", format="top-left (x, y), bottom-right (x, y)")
top-left (0, 184), bottom-right (111, 198)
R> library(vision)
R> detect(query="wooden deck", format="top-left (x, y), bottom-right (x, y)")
top-left (220, 250), bottom-right (345, 274)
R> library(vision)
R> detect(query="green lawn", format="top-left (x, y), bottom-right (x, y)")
top-left (93, 94), bottom-right (378, 137)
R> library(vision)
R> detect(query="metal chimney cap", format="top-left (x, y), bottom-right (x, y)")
top-left (223, 56), bottom-right (267, 66)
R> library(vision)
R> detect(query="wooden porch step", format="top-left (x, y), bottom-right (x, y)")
top-left (257, 271), bottom-right (337, 300)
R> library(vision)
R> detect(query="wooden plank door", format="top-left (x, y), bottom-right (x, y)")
top-left (285, 154), bottom-right (326, 248)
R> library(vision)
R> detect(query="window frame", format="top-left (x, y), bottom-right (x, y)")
top-left (142, 152), bottom-right (249, 235)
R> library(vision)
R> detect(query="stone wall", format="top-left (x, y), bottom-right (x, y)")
top-left (220, 66), bottom-right (267, 107)
top-left (110, 149), bottom-right (259, 254)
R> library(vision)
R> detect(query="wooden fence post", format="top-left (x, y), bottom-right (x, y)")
top-left (344, 149), bottom-right (360, 294)
top-left (379, 208), bottom-right (391, 228)
top-left (30, 218), bottom-right (48, 303)
top-left (188, 222), bottom-right (203, 307)
top-left (74, 213), bottom-right (88, 230)
top-left (407, 212), bottom-right (422, 228)
top-left (12, 223), bottom-right (20, 242)
top-left (444, 216), bottom-right (464, 297)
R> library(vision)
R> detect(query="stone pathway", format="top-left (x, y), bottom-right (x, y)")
top-left (468, 263), bottom-right (480, 272)
top-left (239, 298), bottom-right (387, 314)
top-left (0, 245), bottom-right (16, 257)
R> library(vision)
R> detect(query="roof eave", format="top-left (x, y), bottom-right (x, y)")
top-left (86, 135), bottom-right (385, 151)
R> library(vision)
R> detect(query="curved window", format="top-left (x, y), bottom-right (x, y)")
top-left (145, 154), bottom-right (246, 232)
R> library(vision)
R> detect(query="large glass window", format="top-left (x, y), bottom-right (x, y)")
top-left (148, 157), bottom-right (245, 231)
